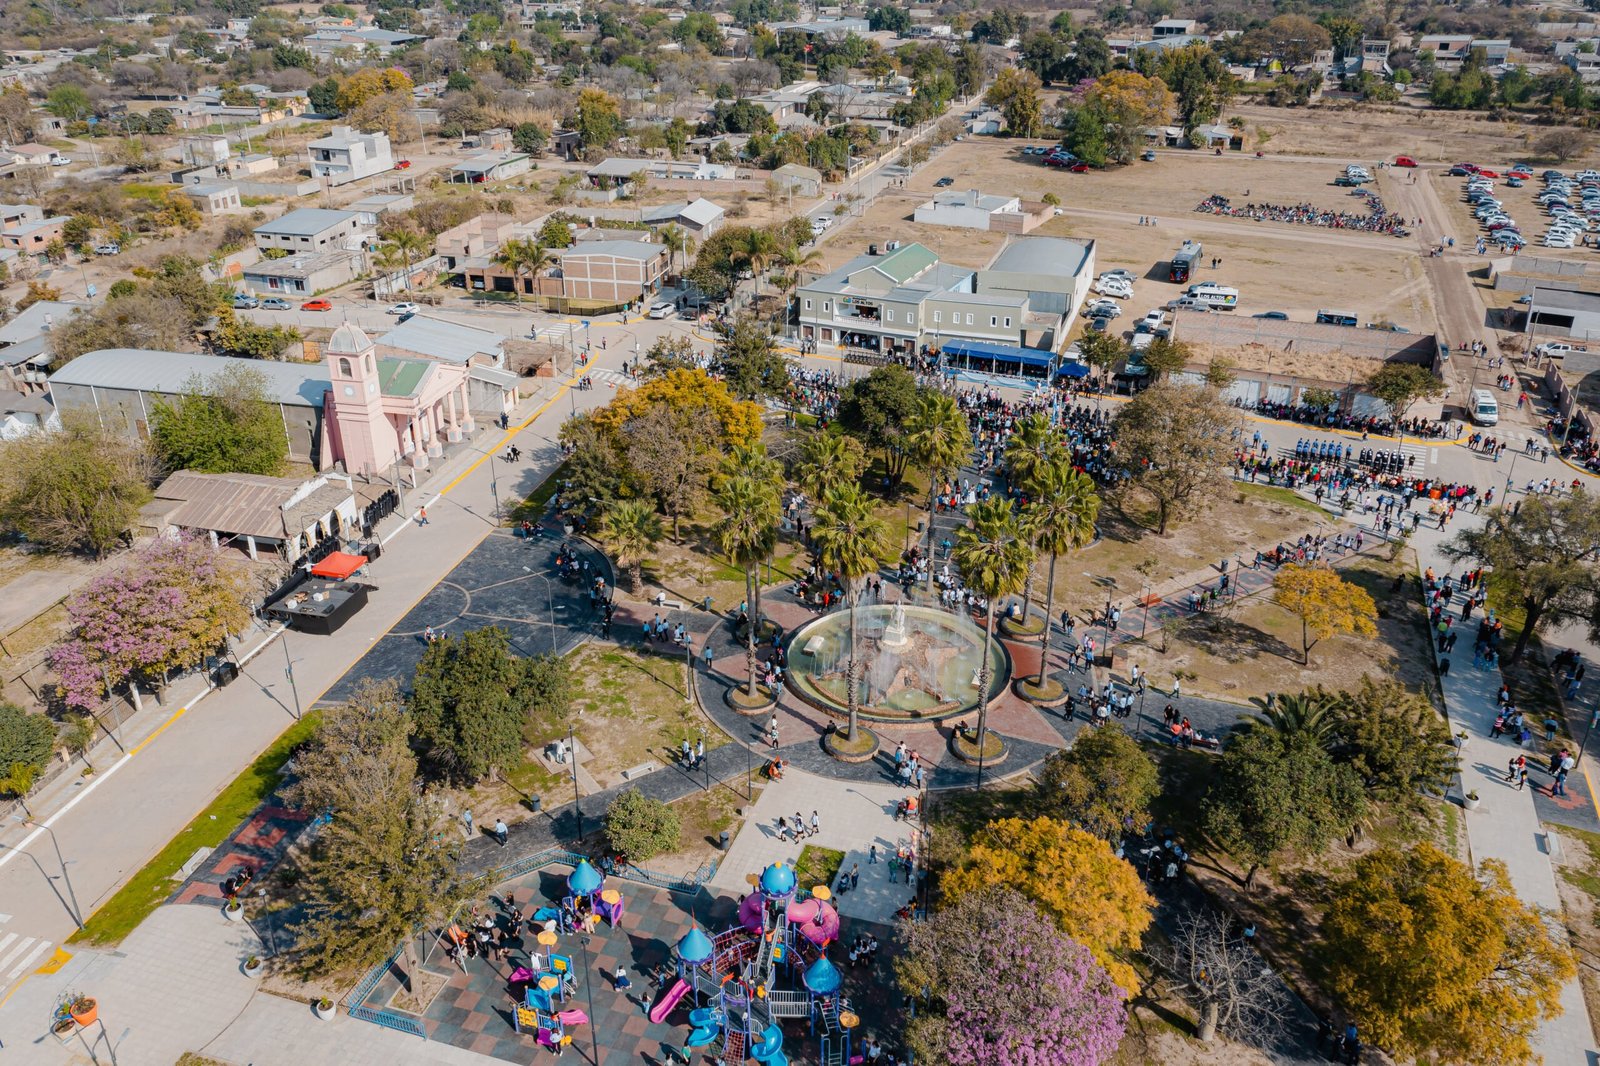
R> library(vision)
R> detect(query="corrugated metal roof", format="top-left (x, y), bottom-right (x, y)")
top-left (876, 243), bottom-right (938, 283)
top-left (0, 300), bottom-right (85, 346)
top-left (378, 315), bottom-right (502, 365)
top-left (49, 349), bottom-right (329, 408)
top-left (987, 237), bottom-right (1093, 279)
top-left (254, 208), bottom-right (358, 237)
top-left (563, 240), bottom-right (666, 260)
top-left (149, 470), bottom-right (304, 540)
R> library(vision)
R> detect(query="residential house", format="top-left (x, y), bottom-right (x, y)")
top-left (1417, 35), bottom-right (1507, 69)
top-left (184, 182), bottom-right (243, 214)
top-left (4, 142), bottom-right (61, 166)
top-left (451, 152), bottom-right (533, 183)
top-left (641, 197), bottom-right (726, 237)
top-left (772, 163), bottom-right (823, 198)
top-left (139, 469), bottom-right (360, 564)
top-left (1153, 18), bottom-right (1199, 37)
top-left (303, 27), bottom-right (425, 60)
top-left (242, 249), bottom-right (365, 297)
top-left (0, 299), bottom-right (84, 390)
top-left (0, 214), bottom-right (66, 260)
top-left (586, 157), bottom-right (738, 190)
top-left (254, 208), bottom-right (373, 254)
top-left (436, 213), bottom-right (527, 272)
top-left (553, 241), bottom-right (668, 307)
top-left (307, 125), bottom-right (395, 186)
top-left (967, 109), bottom-right (1004, 136)
top-left (913, 190), bottom-right (1050, 233)
top-left (1568, 48), bottom-right (1600, 82)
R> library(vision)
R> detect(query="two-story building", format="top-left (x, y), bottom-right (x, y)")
top-left (307, 125), bottom-right (394, 186)
top-left (796, 237), bottom-right (1094, 357)
top-left (245, 208), bottom-right (374, 296)
top-left (253, 208), bottom-right (372, 254)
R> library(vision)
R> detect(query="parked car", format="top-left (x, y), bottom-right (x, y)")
top-left (260, 297), bottom-right (291, 310)
top-left (811, 216), bottom-right (831, 233)
top-left (1395, 155), bottom-right (1418, 167)
top-left (1141, 149), bottom-right (1156, 162)
top-left (1083, 299), bottom-right (1121, 319)
top-left (648, 301), bottom-right (676, 319)
top-left (1085, 316), bottom-right (1111, 332)
top-left (1477, 169), bottom-right (1500, 178)
top-left (94, 242), bottom-right (120, 256)
top-left (231, 293), bottom-right (259, 309)
top-left (387, 301), bottom-right (419, 315)
top-left (1137, 309), bottom-right (1165, 332)
top-left (1093, 279), bottom-right (1132, 298)
top-left (1538, 341), bottom-right (1587, 358)
top-left (1252, 311), bottom-right (1289, 320)
top-left (934, 176), bottom-right (954, 187)
top-left (395, 160), bottom-right (412, 170)
top-left (1334, 176), bottom-right (1361, 187)
top-left (1098, 269), bottom-right (1137, 282)
top-left (49, 156), bottom-right (70, 167)
top-left (302, 299), bottom-right (334, 311)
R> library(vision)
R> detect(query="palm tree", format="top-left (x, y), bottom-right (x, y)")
top-left (1027, 461), bottom-right (1100, 687)
top-left (0, 760), bottom-right (40, 816)
top-left (953, 496), bottom-right (1035, 760)
top-left (660, 223), bottom-right (692, 278)
top-left (740, 227), bottom-right (779, 303)
top-left (776, 241), bottom-right (823, 283)
top-left (903, 392), bottom-right (972, 591)
top-left (795, 431), bottom-right (866, 500)
top-left (719, 441), bottom-right (784, 626)
top-left (372, 244), bottom-right (407, 300)
top-left (810, 484), bottom-right (888, 743)
top-left (1246, 690), bottom-right (1342, 748)
top-left (601, 499), bottom-right (663, 592)
top-left (714, 472), bottom-right (783, 699)
top-left (492, 238), bottom-right (550, 304)
top-left (1003, 413), bottom-right (1066, 626)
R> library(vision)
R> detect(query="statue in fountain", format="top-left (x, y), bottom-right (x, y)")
top-left (881, 601), bottom-right (909, 648)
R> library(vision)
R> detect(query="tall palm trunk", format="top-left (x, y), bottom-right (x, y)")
top-left (976, 608), bottom-right (995, 750)
top-left (1037, 551), bottom-right (1059, 687)
top-left (1020, 564), bottom-right (1035, 635)
top-left (924, 473), bottom-right (939, 593)
top-left (846, 581), bottom-right (859, 741)
top-left (745, 564), bottom-right (759, 697)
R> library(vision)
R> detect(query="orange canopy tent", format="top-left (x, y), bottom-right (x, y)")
top-left (309, 552), bottom-right (368, 580)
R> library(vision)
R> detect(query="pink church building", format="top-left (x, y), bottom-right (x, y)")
top-left (322, 321), bottom-right (475, 477)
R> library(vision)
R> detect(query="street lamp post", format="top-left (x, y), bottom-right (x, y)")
top-left (281, 637), bottom-right (302, 720)
top-left (577, 934), bottom-right (602, 1066)
top-left (569, 725), bottom-right (583, 841)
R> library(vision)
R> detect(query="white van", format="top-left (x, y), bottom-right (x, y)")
top-left (1470, 388), bottom-right (1499, 426)
top-left (1192, 286), bottom-right (1239, 310)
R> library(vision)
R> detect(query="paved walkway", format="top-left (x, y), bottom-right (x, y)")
top-left (1372, 515), bottom-right (1597, 1064)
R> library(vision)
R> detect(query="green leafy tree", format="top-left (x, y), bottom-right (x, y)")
top-left (659, 223), bottom-right (693, 277)
top-left (1075, 331), bottom-right (1127, 379)
top-left (601, 499), bottom-right (663, 592)
top-left (46, 84), bottom-right (91, 120)
top-left (492, 238), bottom-right (550, 304)
top-left (810, 485), bottom-right (889, 742)
top-left (1365, 363), bottom-right (1446, 435)
top-left (574, 87), bottom-right (625, 148)
top-left (954, 496), bottom-right (1035, 758)
top-left (538, 218), bottom-right (573, 249)
top-left (604, 790), bottom-right (681, 861)
top-left (1114, 382), bottom-right (1240, 534)
top-left (1157, 43), bottom-right (1234, 132)
top-left (410, 627), bottom-right (541, 785)
top-left (0, 420), bottom-right (153, 558)
top-left (1202, 729), bottom-right (1366, 889)
top-left (838, 364), bottom-right (919, 487)
top-left (288, 680), bottom-right (467, 976)
top-left (513, 122), bottom-right (549, 155)
top-left (1034, 727), bottom-right (1156, 840)
top-left (1444, 489), bottom-right (1600, 663)
top-left (984, 67), bottom-right (1044, 137)
top-left (0, 703), bottom-right (55, 779)
top-left (1332, 677), bottom-right (1454, 807)
top-left (150, 366), bottom-right (290, 477)
top-left (715, 316), bottom-right (789, 400)
top-left (1322, 844), bottom-right (1575, 1066)
top-left (0, 761), bottom-right (40, 811)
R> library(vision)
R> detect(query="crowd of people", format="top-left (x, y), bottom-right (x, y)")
top-left (1238, 399), bottom-right (1454, 440)
top-left (1194, 192), bottom-right (1411, 235)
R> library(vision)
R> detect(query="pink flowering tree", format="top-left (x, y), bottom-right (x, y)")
top-left (51, 536), bottom-right (253, 709)
top-left (898, 886), bottom-right (1127, 1066)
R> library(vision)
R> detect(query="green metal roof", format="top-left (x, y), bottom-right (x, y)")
top-left (876, 243), bottom-right (938, 283)
top-left (376, 357), bottom-right (428, 398)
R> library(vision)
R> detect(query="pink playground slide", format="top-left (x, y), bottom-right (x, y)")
top-left (784, 897), bottom-right (840, 947)
top-left (649, 978), bottom-right (691, 1024)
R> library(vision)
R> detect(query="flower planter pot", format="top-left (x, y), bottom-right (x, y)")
top-left (223, 902), bottom-right (244, 922)
top-left (1464, 794), bottom-right (1481, 811)
top-left (68, 1000), bottom-right (97, 1027)
top-left (243, 959), bottom-right (263, 978)
top-left (313, 1000), bottom-right (336, 1021)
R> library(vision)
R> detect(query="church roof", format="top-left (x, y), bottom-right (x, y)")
top-left (376, 357), bottom-right (430, 398)
top-left (327, 320), bottom-right (373, 354)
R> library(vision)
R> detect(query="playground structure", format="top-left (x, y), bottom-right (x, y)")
top-left (652, 863), bottom-right (855, 1066)
top-left (509, 860), bottom-right (627, 1049)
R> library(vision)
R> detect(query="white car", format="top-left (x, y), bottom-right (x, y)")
top-left (1137, 309), bottom-right (1165, 332)
top-left (1093, 279), bottom-right (1132, 299)
top-left (647, 301), bottom-right (676, 319)
top-left (386, 301), bottom-right (419, 315)
top-left (1098, 268), bottom-right (1137, 282)
top-left (810, 216), bottom-right (831, 233)
top-left (49, 156), bottom-right (70, 167)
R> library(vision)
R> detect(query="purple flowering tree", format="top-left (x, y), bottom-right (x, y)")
top-left (898, 886), bottom-right (1127, 1066)
top-left (51, 536), bottom-right (252, 709)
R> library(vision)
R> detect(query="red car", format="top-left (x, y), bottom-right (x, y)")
top-left (1395, 155), bottom-right (1418, 168)
top-left (1509, 168), bottom-right (1533, 179)
top-left (1477, 169), bottom-right (1500, 178)
top-left (301, 299), bottom-right (333, 311)
top-left (395, 160), bottom-right (411, 170)
top-left (1455, 162), bottom-right (1480, 173)
top-left (1068, 161), bottom-right (1091, 173)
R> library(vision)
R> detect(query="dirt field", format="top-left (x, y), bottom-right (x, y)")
top-left (1231, 101), bottom-right (1600, 171)
top-left (825, 139), bottom-right (1433, 329)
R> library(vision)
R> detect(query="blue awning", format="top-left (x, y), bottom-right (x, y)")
top-left (1057, 359), bottom-right (1090, 379)
top-left (940, 338), bottom-right (1055, 368)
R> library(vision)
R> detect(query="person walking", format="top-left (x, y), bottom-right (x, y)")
top-left (494, 819), bottom-right (509, 847)
top-left (614, 966), bottom-right (632, 993)
top-left (463, 808), bottom-right (474, 839)
top-left (417, 505), bottom-right (429, 526)
top-left (809, 810), bottom-right (821, 839)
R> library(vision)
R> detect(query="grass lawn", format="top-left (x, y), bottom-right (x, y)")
top-left (68, 712), bottom-right (322, 946)
top-left (568, 645), bottom-right (729, 787)
top-left (508, 460), bottom-right (569, 527)
top-left (794, 845), bottom-right (845, 890)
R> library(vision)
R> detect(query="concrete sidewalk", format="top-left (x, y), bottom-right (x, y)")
top-left (1401, 519), bottom-right (1597, 1065)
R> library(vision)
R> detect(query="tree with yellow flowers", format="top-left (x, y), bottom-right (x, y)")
top-left (335, 67), bottom-right (414, 113)
top-left (1083, 70), bottom-right (1175, 163)
top-left (1272, 563), bottom-right (1377, 665)
top-left (942, 816), bottom-right (1152, 995)
top-left (1322, 843), bottom-right (1576, 1066)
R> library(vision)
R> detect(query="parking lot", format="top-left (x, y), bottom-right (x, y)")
top-left (1433, 166), bottom-right (1600, 263)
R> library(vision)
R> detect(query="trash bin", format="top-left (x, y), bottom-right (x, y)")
top-left (365, 539), bottom-right (382, 561)
top-left (718, 830), bottom-right (730, 851)
top-left (214, 661), bottom-right (239, 687)
top-left (528, 795), bottom-right (542, 813)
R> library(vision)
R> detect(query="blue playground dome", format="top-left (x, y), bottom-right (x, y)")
top-left (803, 956), bottom-right (841, 995)
top-left (759, 863), bottom-right (797, 898)
top-left (677, 927), bottom-right (714, 964)
top-left (568, 860), bottom-right (603, 896)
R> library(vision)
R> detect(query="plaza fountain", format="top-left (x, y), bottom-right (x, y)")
top-left (786, 602), bottom-right (1009, 722)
